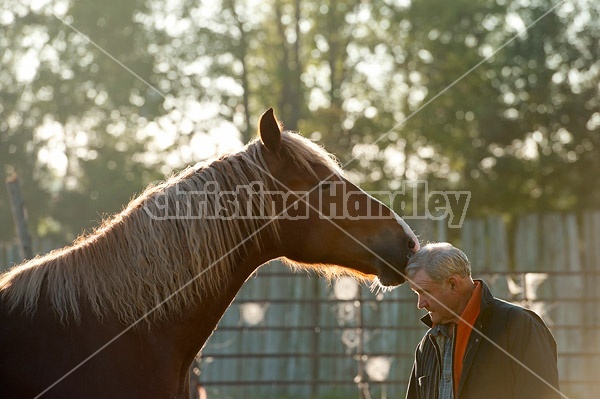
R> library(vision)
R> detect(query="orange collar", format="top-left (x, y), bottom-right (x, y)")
top-left (453, 281), bottom-right (482, 394)
top-left (459, 281), bottom-right (482, 328)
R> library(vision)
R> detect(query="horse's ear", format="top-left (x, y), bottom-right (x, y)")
top-left (259, 108), bottom-right (281, 153)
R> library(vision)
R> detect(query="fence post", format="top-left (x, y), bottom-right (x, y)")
top-left (5, 173), bottom-right (33, 261)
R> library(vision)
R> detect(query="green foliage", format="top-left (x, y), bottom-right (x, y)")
top-left (397, 0), bottom-right (600, 214)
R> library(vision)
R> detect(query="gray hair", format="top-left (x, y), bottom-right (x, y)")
top-left (406, 242), bottom-right (471, 283)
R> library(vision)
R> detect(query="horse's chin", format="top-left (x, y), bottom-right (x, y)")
top-left (370, 257), bottom-right (408, 287)
top-left (375, 273), bottom-right (407, 288)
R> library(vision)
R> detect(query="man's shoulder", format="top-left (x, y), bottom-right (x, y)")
top-left (485, 296), bottom-right (550, 330)
top-left (478, 280), bottom-right (539, 316)
top-left (488, 296), bottom-right (522, 311)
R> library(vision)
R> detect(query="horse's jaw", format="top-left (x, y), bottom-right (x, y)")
top-left (374, 268), bottom-right (407, 287)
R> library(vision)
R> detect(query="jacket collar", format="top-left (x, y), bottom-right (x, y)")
top-left (419, 279), bottom-right (494, 328)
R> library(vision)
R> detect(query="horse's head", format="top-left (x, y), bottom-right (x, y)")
top-left (258, 108), bottom-right (419, 287)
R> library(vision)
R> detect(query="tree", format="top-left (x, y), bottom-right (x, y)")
top-left (390, 0), bottom-right (600, 214)
top-left (1, 0), bottom-right (165, 240)
top-left (2, 0), bottom-right (598, 244)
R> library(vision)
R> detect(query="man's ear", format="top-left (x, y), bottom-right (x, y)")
top-left (258, 108), bottom-right (281, 153)
top-left (447, 276), bottom-right (458, 291)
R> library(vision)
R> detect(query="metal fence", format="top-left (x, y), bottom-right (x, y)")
top-left (195, 211), bottom-right (600, 399)
top-left (193, 265), bottom-right (600, 399)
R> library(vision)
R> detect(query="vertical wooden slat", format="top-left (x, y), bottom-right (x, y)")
top-left (514, 213), bottom-right (539, 273)
top-left (264, 262), bottom-right (289, 397)
top-left (379, 288), bottom-right (401, 398)
top-left (540, 213), bottom-right (566, 273)
top-left (537, 213), bottom-right (565, 301)
top-left (581, 212), bottom-right (594, 399)
top-left (460, 219), bottom-right (474, 260)
top-left (472, 219), bottom-right (487, 273)
top-left (483, 216), bottom-right (509, 298)
top-left (552, 214), bottom-right (585, 396)
top-left (582, 211), bottom-right (600, 399)
top-left (486, 216), bottom-right (509, 273)
top-left (291, 271), bottom-right (312, 398)
top-left (436, 218), bottom-right (447, 242)
top-left (317, 276), bottom-right (334, 397)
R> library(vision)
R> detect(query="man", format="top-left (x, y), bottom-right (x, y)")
top-left (405, 242), bottom-right (560, 399)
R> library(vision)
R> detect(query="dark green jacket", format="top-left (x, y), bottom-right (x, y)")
top-left (406, 280), bottom-right (560, 399)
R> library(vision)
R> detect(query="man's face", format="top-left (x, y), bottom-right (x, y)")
top-left (409, 269), bottom-right (459, 325)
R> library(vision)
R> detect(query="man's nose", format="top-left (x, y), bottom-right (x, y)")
top-left (417, 296), bottom-right (428, 309)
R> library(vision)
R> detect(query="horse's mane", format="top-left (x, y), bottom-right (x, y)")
top-left (0, 131), bottom-right (343, 325)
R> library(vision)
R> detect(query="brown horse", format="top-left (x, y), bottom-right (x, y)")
top-left (0, 108), bottom-right (418, 398)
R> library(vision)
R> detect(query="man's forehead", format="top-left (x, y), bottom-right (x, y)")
top-left (409, 269), bottom-right (434, 290)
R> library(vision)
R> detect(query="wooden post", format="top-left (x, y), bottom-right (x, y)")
top-left (5, 173), bottom-right (33, 261)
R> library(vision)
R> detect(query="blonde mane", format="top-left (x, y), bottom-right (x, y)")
top-left (0, 132), bottom-right (343, 326)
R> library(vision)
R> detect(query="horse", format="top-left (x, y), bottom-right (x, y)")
top-left (0, 108), bottom-right (419, 398)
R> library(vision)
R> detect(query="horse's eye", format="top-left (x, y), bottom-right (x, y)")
top-left (320, 181), bottom-right (334, 191)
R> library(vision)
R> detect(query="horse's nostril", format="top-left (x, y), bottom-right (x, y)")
top-left (408, 240), bottom-right (416, 249)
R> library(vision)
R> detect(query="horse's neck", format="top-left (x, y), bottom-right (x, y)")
top-left (167, 245), bottom-right (279, 365)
